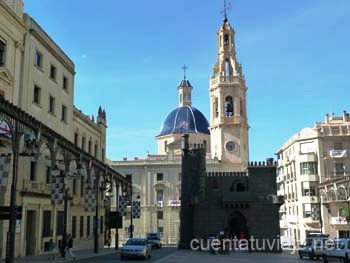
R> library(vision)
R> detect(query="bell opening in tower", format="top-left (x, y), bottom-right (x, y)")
top-left (225, 96), bottom-right (233, 117)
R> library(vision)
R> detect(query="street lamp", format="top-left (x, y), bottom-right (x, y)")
top-left (51, 162), bottom-right (82, 258)
top-left (6, 129), bottom-right (37, 263)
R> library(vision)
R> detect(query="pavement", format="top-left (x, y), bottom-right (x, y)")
top-left (0, 247), bottom-right (316, 263)
top-left (0, 247), bottom-right (118, 263)
top-left (152, 249), bottom-right (311, 263)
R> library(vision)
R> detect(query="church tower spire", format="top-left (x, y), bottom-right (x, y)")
top-left (178, 65), bottom-right (192, 107)
top-left (209, 14), bottom-right (249, 168)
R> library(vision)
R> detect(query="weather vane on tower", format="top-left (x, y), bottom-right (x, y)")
top-left (181, 64), bottom-right (188, 80)
top-left (221, 0), bottom-right (232, 22)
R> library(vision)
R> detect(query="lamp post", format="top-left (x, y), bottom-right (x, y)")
top-left (5, 125), bottom-right (37, 263)
top-left (52, 162), bottom-right (82, 258)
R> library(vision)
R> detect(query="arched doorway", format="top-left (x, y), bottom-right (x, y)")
top-left (226, 211), bottom-right (248, 239)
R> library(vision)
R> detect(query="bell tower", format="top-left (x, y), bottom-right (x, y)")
top-left (209, 15), bottom-right (249, 168)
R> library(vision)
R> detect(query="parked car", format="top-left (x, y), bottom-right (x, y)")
top-left (146, 233), bottom-right (162, 248)
top-left (298, 234), bottom-right (329, 260)
top-left (121, 238), bottom-right (152, 260)
top-left (322, 238), bottom-right (350, 263)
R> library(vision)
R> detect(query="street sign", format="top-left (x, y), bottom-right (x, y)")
top-left (0, 206), bottom-right (22, 220)
top-left (109, 211), bottom-right (122, 228)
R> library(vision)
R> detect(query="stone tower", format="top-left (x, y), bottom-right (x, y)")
top-left (209, 16), bottom-right (249, 168)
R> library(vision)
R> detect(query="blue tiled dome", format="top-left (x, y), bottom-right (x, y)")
top-left (158, 106), bottom-right (210, 136)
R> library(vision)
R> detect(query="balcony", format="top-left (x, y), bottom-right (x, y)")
top-left (210, 75), bottom-right (242, 86)
top-left (22, 180), bottom-right (51, 195)
top-left (277, 189), bottom-right (285, 196)
top-left (331, 217), bottom-right (348, 225)
top-left (329, 149), bottom-right (350, 158)
top-left (279, 219), bottom-right (288, 228)
top-left (286, 215), bottom-right (298, 223)
top-left (276, 173), bottom-right (285, 184)
top-left (325, 171), bottom-right (350, 181)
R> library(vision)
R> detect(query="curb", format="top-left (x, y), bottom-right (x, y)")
top-left (52, 250), bottom-right (119, 263)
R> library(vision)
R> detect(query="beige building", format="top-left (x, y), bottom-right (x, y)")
top-left (318, 112), bottom-right (350, 239)
top-left (0, 0), bottom-right (112, 258)
top-left (112, 16), bottom-right (250, 245)
top-left (277, 111), bottom-right (350, 245)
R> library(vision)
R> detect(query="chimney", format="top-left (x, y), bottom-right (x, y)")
top-left (343, 110), bottom-right (348, 122)
top-left (325, 113), bottom-right (329, 124)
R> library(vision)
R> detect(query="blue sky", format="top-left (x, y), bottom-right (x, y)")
top-left (24, 0), bottom-right (350, 161)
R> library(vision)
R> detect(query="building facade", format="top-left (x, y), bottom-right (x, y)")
top-left (0, 0), bottom-right (117, 258)
top-left (276, 128), bottom-right (322, 246)
top-left (277, 111), bottom-right (350, 245)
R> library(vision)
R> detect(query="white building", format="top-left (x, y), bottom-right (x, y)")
top-left (277, 111), bottom-right (350, 245)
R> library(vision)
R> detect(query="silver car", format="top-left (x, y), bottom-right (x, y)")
top-left (121, 238), bottom-right (152, 260)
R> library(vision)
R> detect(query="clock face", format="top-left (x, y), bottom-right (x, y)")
top-left (226, 141), bottom-right (235, 151)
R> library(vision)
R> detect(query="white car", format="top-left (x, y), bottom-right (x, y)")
top-left (322, 238), bottom-right (350, 263)
top-left (121, 238), bottom-right (152, 260)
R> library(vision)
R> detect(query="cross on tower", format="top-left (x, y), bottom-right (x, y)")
top-left (221, 0), bottom-right (232, 21)
top-left (181, 64), bottom-right (188, 80)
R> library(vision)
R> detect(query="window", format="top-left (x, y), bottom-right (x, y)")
top-left (225, 60), bottom-right (230, 79)
top-left (30, 161), bottom-right (36, 181)
top-left (46, 166), bottom-right (51, 184)
top-left (157, 211), bottom-right (163, 220)
top-left (300, 162), bottom-right (317, 175)
top-left (0, 90), bottom-right (4, 98)
top-left (303, 204), bottom-right (319, 218)
top-left (302, 182), bottom-right (317, 196)
top-left (63, 76), bottom-right (68, 91)
top-left (56, 211), bottom-right (64, 235)
top-left (82, 137), bottom-right (86, 150)
top-left (100, 216), bottom-right (103, 234)
top-left (72, 216), bottom-right (76, 238)
top-left (61, 105), bottom-right (67, 122)
top-left (157, 190), bottom-right (163, 202)
top-left (50, 65), bottom-right (57, 80)
top-left (33, 85), bottom-right (41, 105)
top-left (214, 97), bottom-right (219, 117)
top-left (102, 148), bottom-right (105, 162)
top-left (157, 173), bottom-right (163, 181)
top-left (80, 216), bottom-right (84, 238)
top-left (240, 98), bottom-right (243, 116)
top-left (49, 96), bottom-right (55, 114)
top-left (164, 141), bottom-right (168, 152)
top-left (0, 39), bottom-right (6, 66)
top-left (88, 140), bottom-right (92, 154)
top-left (34, 51), bottom-right (43, 68)
top-left (224, 34), bottom-right (229, 45)
top-left (203, 140), bottom-right (207, 149)
top-left (236, 182), bottom-right (247, 192)
top-left (43, 211), bottom-right (51, 237)
top-left (87, 216), bottom-right (90, 237)
top-left (74, 133), bottom-right (78, 146)
top-left (225, 96), bottom-right (233, 117)
top-left (94, 144), bottom-right (98, 158)
top-left (334, 143), bottom-right (343, 150)
top-left (158, 227), bottom-right (163, 236)
top-left (72, 178), bottom-right (77, 195)
top-left (335, 163), bottom-right (345, 176)
top-left (80, 176), bottom-right (84, 196)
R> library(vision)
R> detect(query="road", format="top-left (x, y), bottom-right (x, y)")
top-left (77, 247), bottom-right (177, 262)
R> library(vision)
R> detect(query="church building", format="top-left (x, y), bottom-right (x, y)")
top-left (111, 13), bottom-right (280, 249)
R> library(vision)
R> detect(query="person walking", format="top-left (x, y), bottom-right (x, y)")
top-left (65, 234), bottom-right (76, 261)
top-left (48, 238), bottom-right (55, 260)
